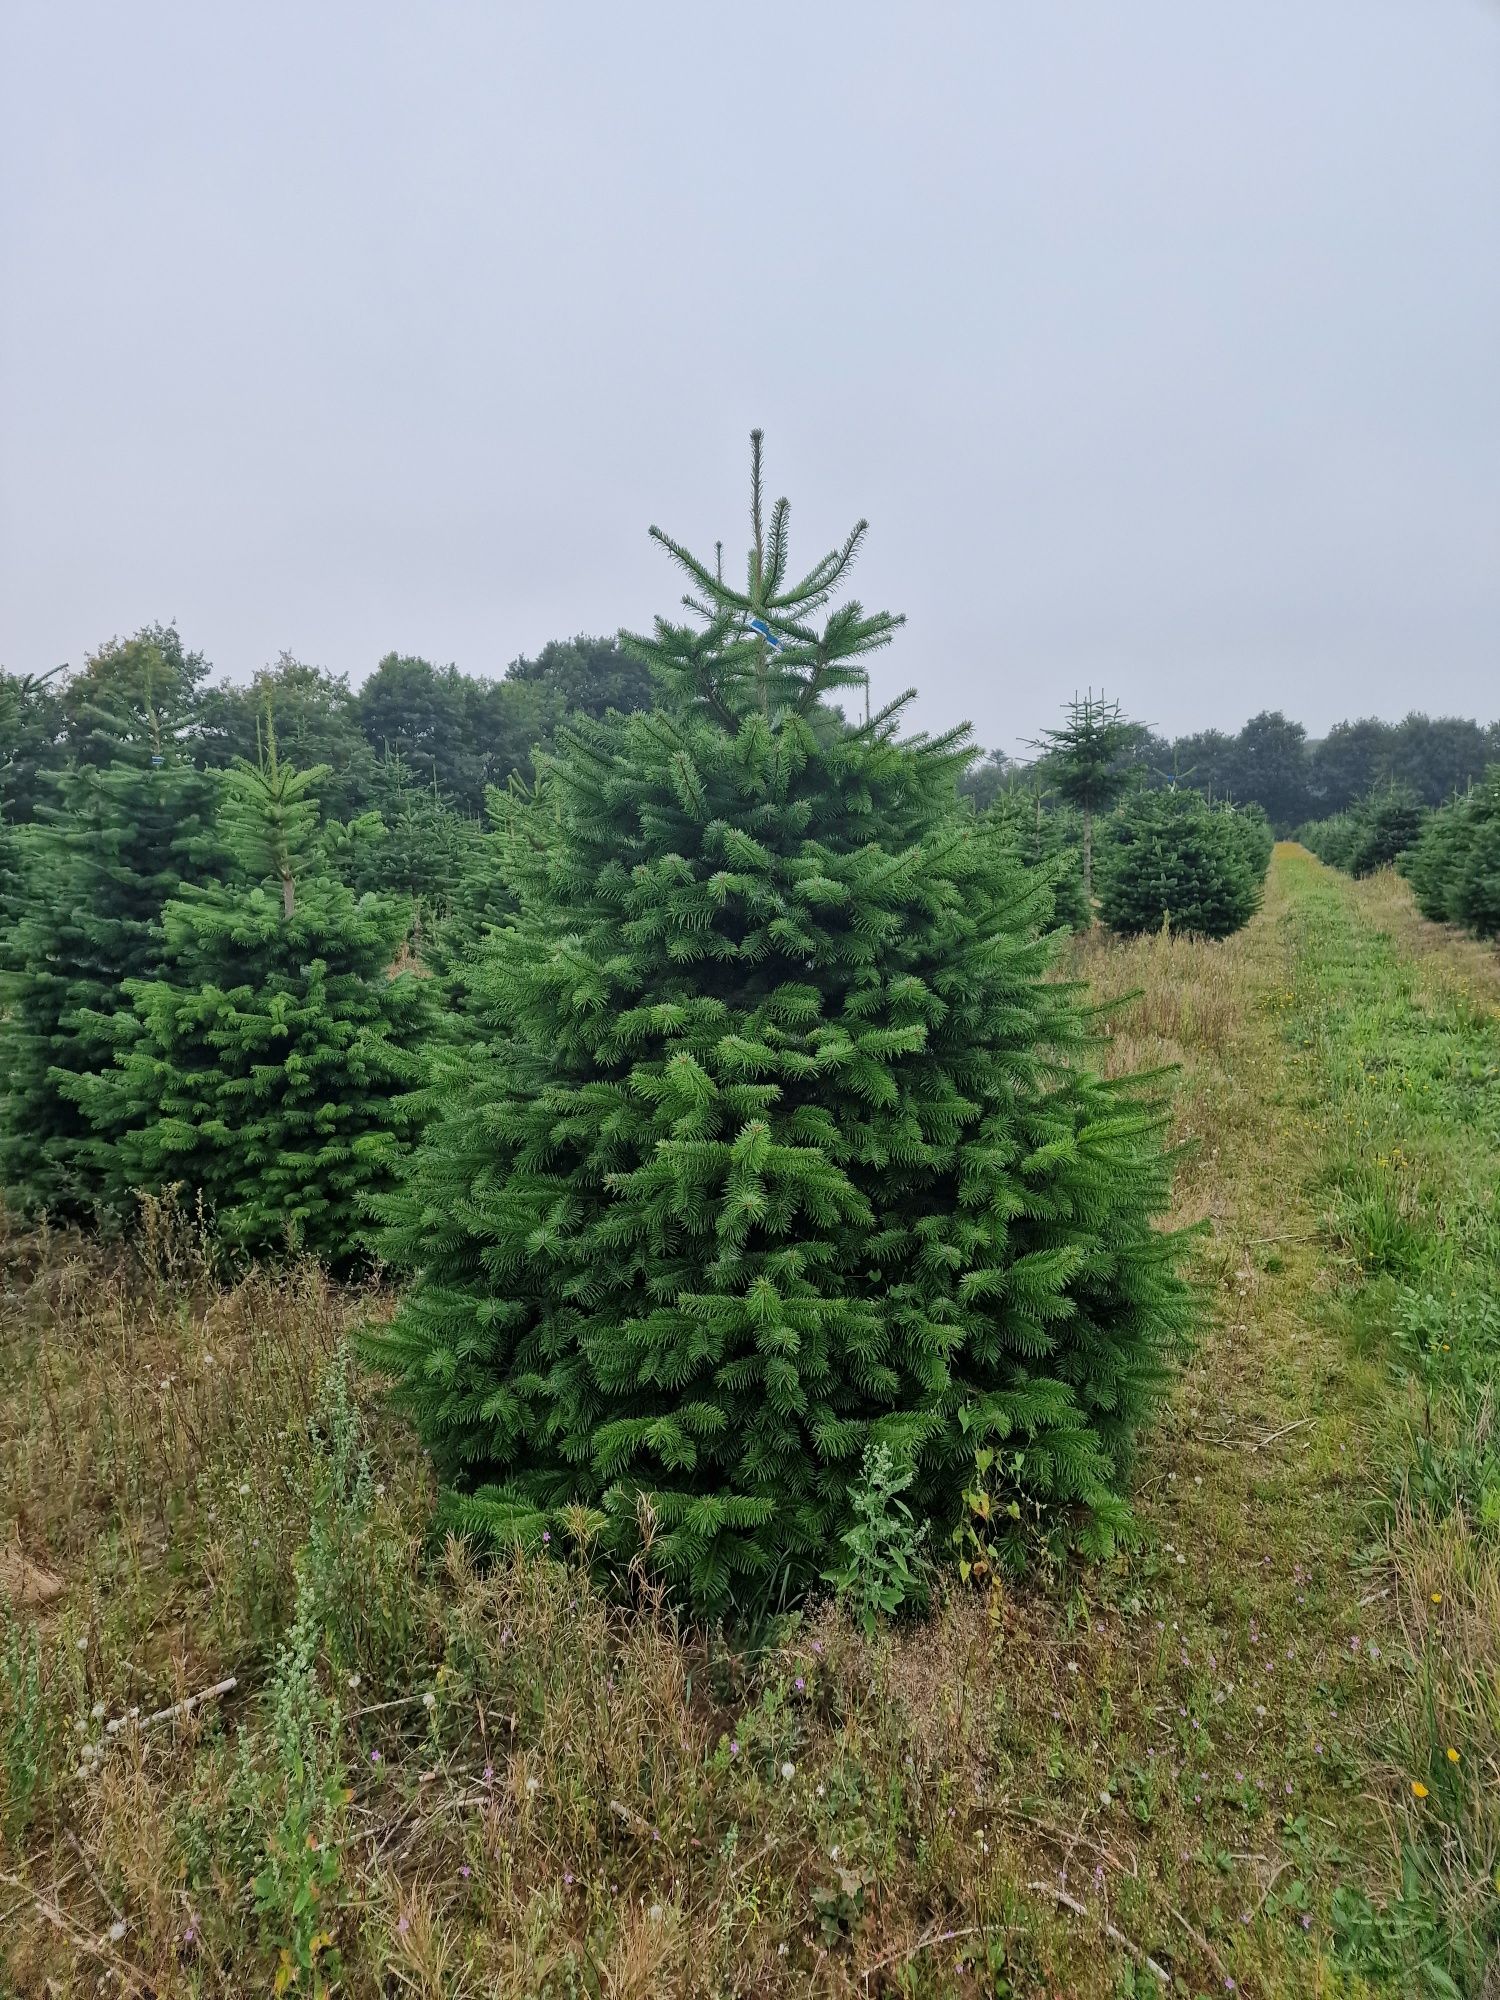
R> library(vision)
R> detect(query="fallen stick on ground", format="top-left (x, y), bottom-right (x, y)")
top-left (1027, 1880), bottom-right (1170, 1986)
top-left (106, 1675), bottom-right (237, 1735)
top-left (859, 1923), bottom-right (985, 1988)
top-left (1248, 1417), bottom-right (1315, 1452)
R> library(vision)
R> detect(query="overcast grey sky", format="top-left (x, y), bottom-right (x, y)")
top-left (2, 3), bottom-right (1496, 754)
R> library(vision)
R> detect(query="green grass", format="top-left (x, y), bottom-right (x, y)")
top-left (0, 849), bottom-right (1496, 1996)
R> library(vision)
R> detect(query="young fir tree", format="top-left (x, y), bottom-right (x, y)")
top-left (1032, 692), bottom-right (1139, 910)
top-left (0, 667), bottom-right (217, 1221)
top-left (332, 750), bottom-right (485, 956)
top-left (1343, 783), bottom-right (1426, 878)
top-left (1400, 800), bottom-right (1463, 922)
top-left (367, 436), bottom-right (1193, 1614)
top-left (983, 785), bottom-right (1089, 932)
top-left (1447, 767), bottom-right (1500, 938)
top-left (68, 735), bottom-right (442, 1263)
top-left (1399, 789), bottom-right (1481, 924)
top-left (1096, 788), bottom-right (1260, 940)
top-left (1228, 801), bottom-right (1275, 884)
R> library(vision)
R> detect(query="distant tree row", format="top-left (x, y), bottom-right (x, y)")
top-left (962, 707), bottom-right (1500, 831)
top-left (1, 625), bottom-right (653, 826)
top-left (9, 632), bottom-right (1494, 845)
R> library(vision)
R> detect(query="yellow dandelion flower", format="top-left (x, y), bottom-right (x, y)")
top-left (1447, 1747), bottom-right (1460, 1763)
top-left (1412, 1781), bottom-right (1429, 1799)
top-left (1430, 1592), bottom-right (1443, 1604)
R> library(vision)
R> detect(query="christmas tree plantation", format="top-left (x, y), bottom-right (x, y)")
top-left (67, 739), bottom-right (443, 1262)
top-left (370, 438), bottom-right (1194, 1614)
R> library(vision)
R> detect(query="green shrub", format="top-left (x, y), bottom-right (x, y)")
top-left (231, 1584), bottom-right (348, 1992)
top-left (1096, 788), bottom-right (1260, 940)
top-left (368, 438), bottom-right (1194, 1616)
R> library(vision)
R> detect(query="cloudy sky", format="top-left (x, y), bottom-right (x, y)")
top-left (3, 1), bottom-right (1496, 754)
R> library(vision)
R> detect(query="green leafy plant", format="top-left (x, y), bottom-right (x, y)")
top-left (301, 1347), bottom-right (416, 1681)
top-left (235, 1583), bottom-right (348, 1996)
top-left (822, 1443), bottom-right (929, 1633)
top-left (0, 1615), bottom-right (51, 1844)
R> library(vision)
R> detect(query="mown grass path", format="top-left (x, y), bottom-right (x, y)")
top-left (1034, 843), bottom-right (1498, 1999)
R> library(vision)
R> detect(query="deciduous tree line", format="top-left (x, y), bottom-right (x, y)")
top-left (963, 707), bottom-right (1500, 831)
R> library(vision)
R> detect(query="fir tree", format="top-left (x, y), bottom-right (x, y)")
top-left (1032, 692), bottom-right (1140, 909)
top-left (1400, 792), bottom-right (1475, 923)
top-left (1344, 784), bottom-right (1425, 878)
top-left (1096, 789), bottom-right (1260, 940)
top-left (984, 785), bottom-right (1089, 932)
top-left (68, 736), bottom-right (442, 1262)
top-left (1229, 802), bottom-right (1275, 883)
top-left (1297, 783), bottom-right (1426, 882)
top-left (333, 751), bottom-right (485, 955)
top-left (368, 436), bottom-right (1193, 1614)
top-left (1447, 767), bottom-right (1500, 938)
top-left (0, 665), bottom-right (217, 1220)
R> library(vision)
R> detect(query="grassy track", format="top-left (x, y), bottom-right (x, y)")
top-left (1, 847), bottom-right (1496, 1996)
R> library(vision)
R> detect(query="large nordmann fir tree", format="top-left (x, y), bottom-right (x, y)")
top-left (369, 437), bottom-right (1193, 1613)
top-left (69, 735), bottom-right (441, 1262)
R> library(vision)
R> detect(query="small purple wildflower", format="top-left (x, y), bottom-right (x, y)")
top-left (795, 1676), bottom-right (805, 1692)
top-left (396, 1915), bottom-right (410, 1936)
top-left (370, 1749), bottom-right (381, 1765)
top-left (542, 1530), bottom-right (551, 1544)
top-left (729, 1740), bottom-right (740, 1757)
top-left (460, 1864), bottom-right (471, 1879)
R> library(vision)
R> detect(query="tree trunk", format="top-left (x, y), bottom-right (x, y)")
top-left (1082, 806), bottom-right (1094, 914)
